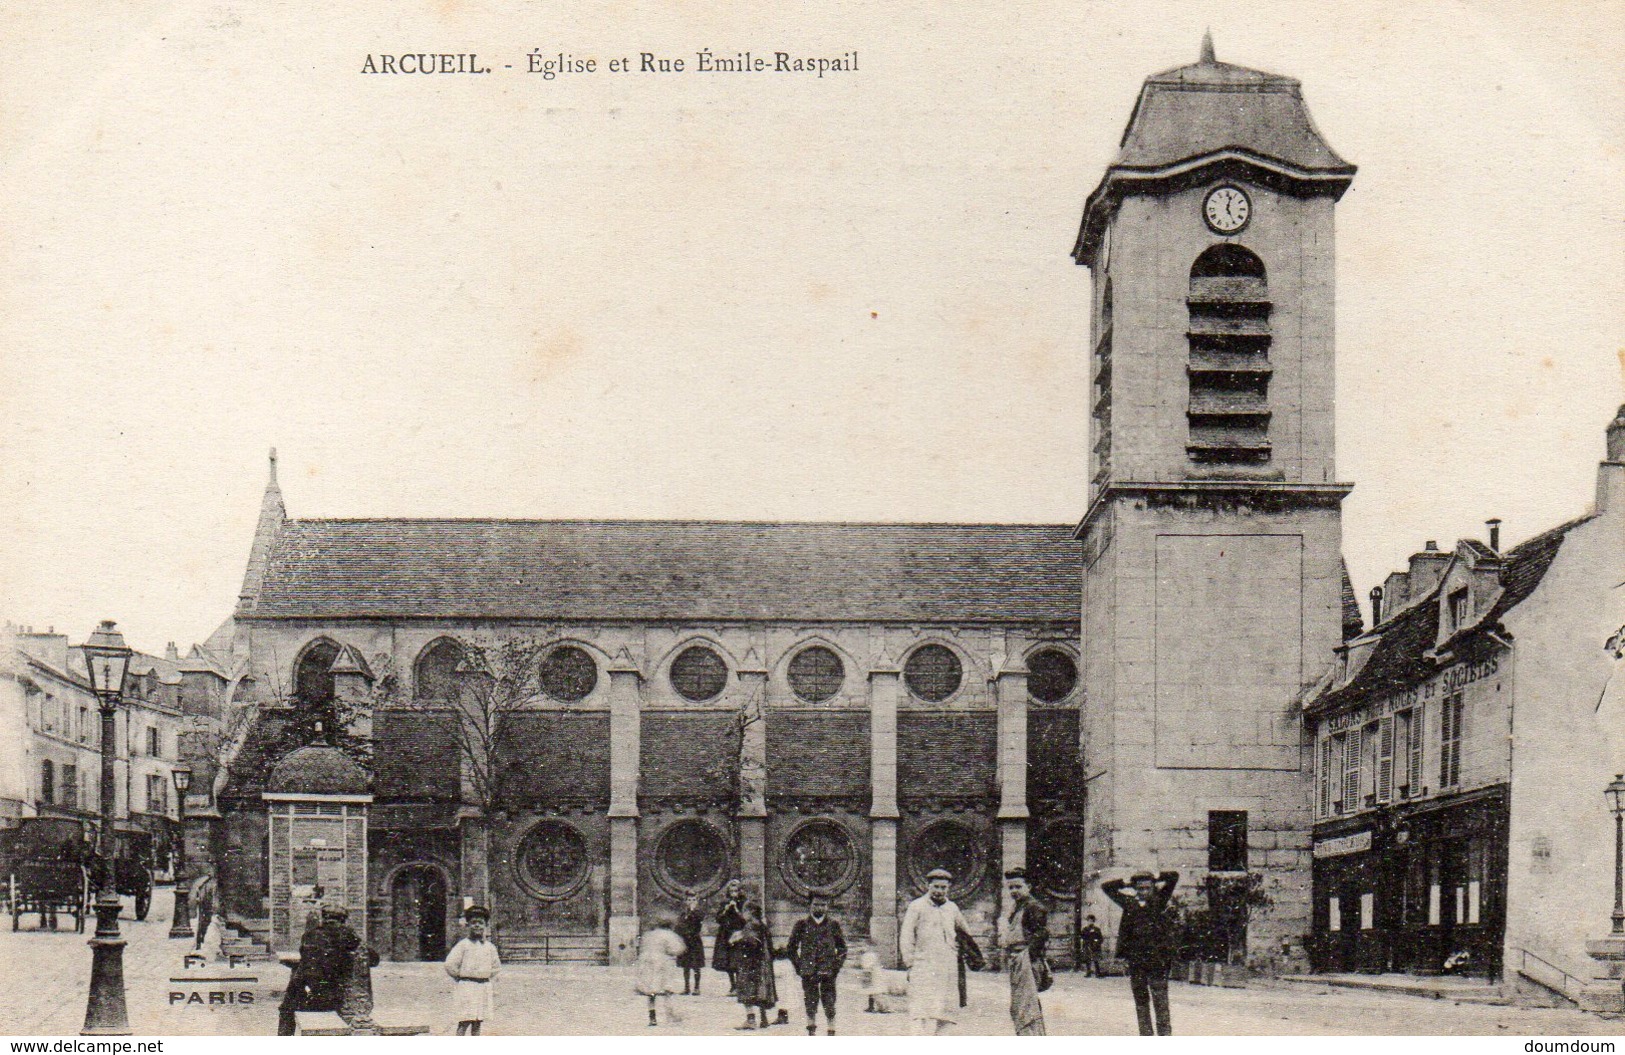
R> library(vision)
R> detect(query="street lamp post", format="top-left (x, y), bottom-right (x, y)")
top-left (1606, 775), bottom-right (1625, 936)
top-left (167, 765), bottom-right (193, 940)
top-left (81, 621), bottom-right (133, 1036)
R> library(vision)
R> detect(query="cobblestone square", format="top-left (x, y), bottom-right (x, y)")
top-left (1, 891), bottom-right (1619, 1037)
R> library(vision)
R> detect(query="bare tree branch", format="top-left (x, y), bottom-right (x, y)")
top-left (382, 634), bottom-right (589, 814)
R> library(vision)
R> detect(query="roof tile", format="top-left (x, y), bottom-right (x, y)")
top-left (246, 519), bottom-right (1081, 624)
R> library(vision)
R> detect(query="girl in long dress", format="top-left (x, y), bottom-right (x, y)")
top-left (444, 906), bottom-right (501, 1036)
top-left (635, 917), bottom-right (687, 1026)
top-left (729, 902), bottom-right (778, 1029)
top-left (713, 880), bottom-right (746, 994)
top-left (675, 896), bottom-right (707, 995)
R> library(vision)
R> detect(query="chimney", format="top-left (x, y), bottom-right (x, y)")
top-left (1408, 541), bottom-right (1451, 599)
top-left (1383, 570), bottom-right (1411, 612)
top-left (1486, 519), bottom-right (1501, 552)
top-left (1608, 405), bottom-right (1625, 463)
top-left (165, 641), bottom-right (180, 661)
top-left (1369, 586), bottom-right (1384, 625)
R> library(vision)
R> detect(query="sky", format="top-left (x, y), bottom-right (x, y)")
top-left (0, 0), bottom-right (1620, 656)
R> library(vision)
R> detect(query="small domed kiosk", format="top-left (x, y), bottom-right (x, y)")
top-left (264, 745), bottom-right (372, 952)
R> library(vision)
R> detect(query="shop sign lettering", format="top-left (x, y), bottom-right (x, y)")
top-left (1324, 655), bottom-right (1499, 731)
top-left (1312, 830), bottom-right (1372, 858)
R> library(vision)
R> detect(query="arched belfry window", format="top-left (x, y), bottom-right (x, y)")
top-left (1092, 279), bottom-right (1114, 495)
top-left (414, 638), bottom-right (466, 703)
top-left (1186, 244), bottom-right (1271, 464)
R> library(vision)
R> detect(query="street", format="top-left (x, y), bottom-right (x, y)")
top-left (0, 889), bottom-right (1619, 1036)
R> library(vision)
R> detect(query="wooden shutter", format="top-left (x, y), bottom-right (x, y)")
top-left (1438, 697), bottom-right (1454, 787)
top-left (1409, 702), bottom-right (1424, 793)
top-left (1376, 716), bottom-right (1395, 803)
top-left (1342, 727), bottom-right (1362, 812)
top-left (1319, 737), bottom-right (1335, 816)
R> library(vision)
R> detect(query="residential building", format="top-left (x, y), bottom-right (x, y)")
top-left (1303, 408), bottom-right (1625, 1002)
top-left (1, 623), bottom-right (196, 871)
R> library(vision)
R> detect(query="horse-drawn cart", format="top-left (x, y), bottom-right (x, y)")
top-left (0, 816), bottom-right (153, 928)
top-left (9, 860), bottom-right (89, 932)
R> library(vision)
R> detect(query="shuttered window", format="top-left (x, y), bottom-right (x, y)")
top-left (1439, 692), bottom-right (1463, 788)
top-left (1318, 736), bottom-right (1335, 816)
top-left (1394, 709), bottom-right (1413, 798)
top-left (1329, 732), bottom-right (1346, 813)
top-left (1408, 702), bottom-right (1425, 795)
top-left (1376, 716), bottom-right (1395, 804)
top-left (1341, 728), bottom-right (1361, 813)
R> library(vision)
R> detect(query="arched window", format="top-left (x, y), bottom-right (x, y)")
top-left (904, 644), bottom-right (963, 703)
top-left (1187, 242), bottom-right (1271, 464)
top-left (653, 819), bottom-right (729, 897)
top-left (1027, 649), bottom-right (1078, 704)
top-left (670, 645), bottom-right (728, 703)
top-left (414, 638), bottom-right (465, 703)
top-left (788, 646), bottom-right (845, 704)
top-left (908, 820), bottom-right (986, 894)
top-left (294, 640), bottom-right (341, 706)
top-left (539, 645), bottom-right (597, 703)
top-left (514, 820), bottom-right (590, 901)
top-left (40, 759), bottom-right (54, 803)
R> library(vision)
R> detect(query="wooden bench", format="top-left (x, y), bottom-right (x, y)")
top-left (500, 935), bottom-right (609, 964)
top-left (373, 1017), bottom-right (432, 1036)
top-left (295, 1011), bottom-right (352, 1036)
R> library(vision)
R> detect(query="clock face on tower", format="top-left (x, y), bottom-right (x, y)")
top-left (1203, 185), bottom-right (1251, 234)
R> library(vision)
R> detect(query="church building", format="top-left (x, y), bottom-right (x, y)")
top-left (208, 40), bottom-right (1361, 973)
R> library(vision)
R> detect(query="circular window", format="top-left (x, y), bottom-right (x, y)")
top-left (904, 644), bottom-right (963, 702)
top-left (540, 645), bottom-right (597, 702)
top-left (670, 646), bottom-right (728, 702)
top-left (654, 819), bottom-right (730, 897)
top-left (1028, 649), bottom-right (1078, 704)
top-left (780, 818), bottom-right (858, 896)
top-left (514, 820), bottom-right (590, 901)
top-left (787, 646), bottom-right (845, 704)
top-left (1028, 818), bottom-right (1086, 898)
top-left (907, 820), bottom-right (986, 894)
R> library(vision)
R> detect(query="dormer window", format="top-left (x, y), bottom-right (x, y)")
top-left (1448, 587), bottom-right (1470, 632)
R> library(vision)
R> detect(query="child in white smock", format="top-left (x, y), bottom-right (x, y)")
top-left (444, 905), bottom-right (501, 1036)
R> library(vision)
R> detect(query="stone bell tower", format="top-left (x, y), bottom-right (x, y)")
top-left (1072, 36), bottom-right (1356, 968)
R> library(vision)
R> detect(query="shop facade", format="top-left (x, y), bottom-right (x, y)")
top-left (1311, 785), bottom-right (1507, 975)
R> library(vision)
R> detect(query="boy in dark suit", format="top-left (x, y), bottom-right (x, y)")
top-left (1101, 870), bottom-right (1179, 1035)
top-left (1079, 914), bottom-right (1104, 977)
top-left (786, 893), bottom-right (847, 1035)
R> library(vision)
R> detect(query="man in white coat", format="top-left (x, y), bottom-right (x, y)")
top-left (899, 868), bottom-right (970, 1035)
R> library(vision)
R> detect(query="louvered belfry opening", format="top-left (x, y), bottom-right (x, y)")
top-left (1186, 244), bottom-right (1272, 464)
top-left (1091, 279), bottom-right (1113, 497)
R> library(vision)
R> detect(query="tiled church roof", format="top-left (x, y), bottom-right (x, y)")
top-left (246, 519), bottom-right (1081, 624)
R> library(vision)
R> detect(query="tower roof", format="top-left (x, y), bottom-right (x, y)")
top-left (1075, 38), bottom-right (1355, 266)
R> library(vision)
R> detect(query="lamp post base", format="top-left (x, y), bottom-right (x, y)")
top-left (82, 896), bottom-right (130, 1036)
top-left (169, 887), bottom-right (194, 940)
